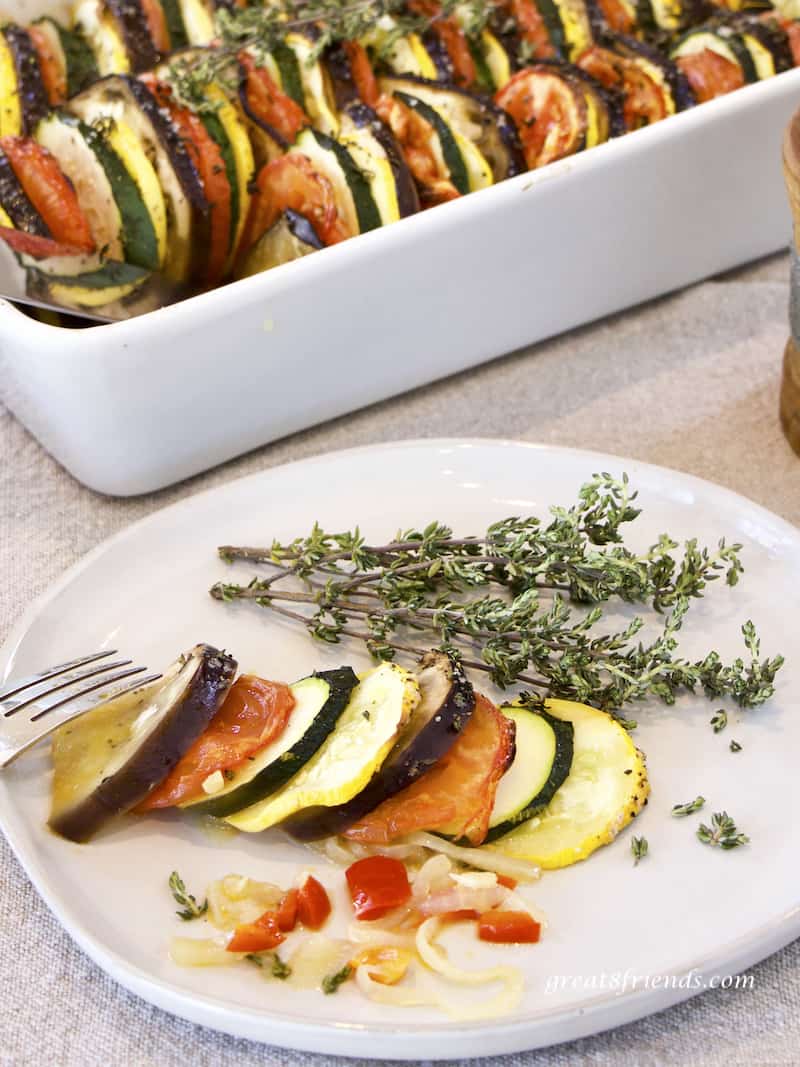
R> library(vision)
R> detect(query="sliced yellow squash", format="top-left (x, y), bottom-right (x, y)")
top-left (488, 698), bottom-right (649, 869)
top-left (226, 662), bottom-right (420, 832)
top-left (0, 33), bottom-right (22, 137)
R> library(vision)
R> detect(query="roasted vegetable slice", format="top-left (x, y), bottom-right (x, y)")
top-left (69, 75), bottom-right (207, 281)
top-left (345, 692), bottom-right (515, 846)
top-left (289, 127), bottom-right (383, 234)
top-left (488, 698), bottom-right (649, 869)
top-left (0, 144), bottom-right (51, 235)
top-left (73, 0), bottom-right (132, 75)
top-left (103, 0), bottom-right (160, 71)
top-left (36, 111), bottom-right (165, 269)
top-left (338, 102), bottom-right (420, 224)
top-left (32, 17), bottom-right (98, 98)
top-left (485, 704), bottom-right (574, 841)
top-left (496, 65), bottom-right (590, 168)
top-left (361, 15), bottom-right (439, 79)
top-left (284, 32), bottom-right (340, 136)
top-left (234, 207), bottom-right (323, 279)
top-left (225, 662), bottom-right (419, 832)
top-left (287, 650), bottom-right (475, 840)
top-left (0, 25), bottom-right (49, 136)
top-left (49, 644), bottom-right (237, 842)
top-left (184, 667), bottom-right (358, 817)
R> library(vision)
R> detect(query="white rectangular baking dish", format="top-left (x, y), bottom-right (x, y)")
top-left (0, 7), bottom-right (797, 496)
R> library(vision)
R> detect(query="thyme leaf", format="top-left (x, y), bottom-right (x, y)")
top-left (729, 739), bottom-right (742, 753)
top-left (697, 811), bottom-right (749, 850)
top-left (322, 963), bottom-right (353, 993)
top-left (672, 796), bottom-right (705, 817)
top-left (631, 836), bottom-right (648, 865)
top-left (247, 952), bottom-right (292, 979)
top-left (168, 871), bottom-right (208, 921)
top-left (710, 709), bottom-right (728, 733)
top-left (211, 474), bottom-right (783, 719)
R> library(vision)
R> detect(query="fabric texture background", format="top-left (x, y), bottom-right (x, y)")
top-left (1, 253), bottom-right (799, 1066)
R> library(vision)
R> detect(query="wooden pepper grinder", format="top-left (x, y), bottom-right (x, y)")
top-left (781, 113), bottom-right (800, 456)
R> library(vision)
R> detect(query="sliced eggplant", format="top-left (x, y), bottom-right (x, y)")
top-left (234, 208), bottom-right (323, 279)
top-left (237, 59), bottom-right (291, 168)
top-left (606, 32), bottom-right (696, 112)
top-left (485, 704), bottom-right (574, 842)
top-left (49, 644), bottom-right (237, 842)
top-left (379, 75), bottom-right (520, 183)
top-left (68, 75), bottom-right (207, 282)
top-left (2, 25), bottom-right (49, 136)
top-left (287, 650), bottom-right (475, 841)
top-left (0, 147), bottom-right (50, 235)
top-left (104, 0), bottom-right (160, 71)
top-left (184, 667), bottom-right (359, 816)
top-left (323, 40), bottom-right (363, 111)
top-left (226, 662), bottom-right (420, 833)
top-left (339, 102), bottom-right (421, 223)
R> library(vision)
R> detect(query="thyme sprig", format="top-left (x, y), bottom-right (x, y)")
top-left (168, 871), bottom-right (208, 921)
top-left (672, 796), bottom-right (705, 817)
top-left (697, 812), bottom-right (749, 850)
top-left (211, 474), bottom-right (783, 718)
top-left (322, 963), bottom-right (353, 993)
top-left (631, 836), bottom-right (648, 865)
top-left (166, 0), bottom-right (494, 112)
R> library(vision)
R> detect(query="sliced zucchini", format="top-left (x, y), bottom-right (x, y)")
top-left (225, 662), bottom-right (420, 832)
top-left (40, 259), bottom-right (152, 309)
top-left (393, 91), bottom-right (471, 195)
top-left (159, 0), bottom-right (189, 50)
top-left (185, 667), bottom-right (358, 817)
top-left (338, 107), bottom-right (400, 225)
top-left (488, 699), bottom-right (649, 869)
top-left (361, 16), bottom-right (438, 79)
top-left (290, 127), bottom-right (382, 234)
top-left (671, 28), bottom-right (758, 83)
top-left (35, 17), bottom-right (98, 97)
top-left (285, 32), bottom-right (339, 136)
top-left (202, 84), bottom-right (253, 264)
top-left (177, 0), bottom-right (215, 45)
top-left (556, 0), bottom-right (594, 59)
top-left (2, 25), bottom-right (49, 135)
top-left (271, 41), bottom-right (306, 109)
top-left (36, 112), bottom-right (163, 271)
top-left (68, 76), bottom-right (204, 281)
top-left (485, 705), bottom-right (574, 842)
top-left (73, 0), bottom-right (130, 75)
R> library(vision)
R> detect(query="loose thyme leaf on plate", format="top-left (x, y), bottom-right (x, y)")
top-left (247, 952), bottom-right (292, 980)
top-left (672, 796), bottom-right (705, 817)
top-left (697, 812), bottom-right (749, 850)
top-left (729, 740), bottom-right (743, 753)
top-left (322, 963), bottom-right (353, 994)
top-left (631, 836), bottom-right (649, 865)
top-left (211, 474), bottom-right (784, 719)
top-left (168, 871), bottom-right (208, 921)
top-left (710, 709), bottom-right (728, 733)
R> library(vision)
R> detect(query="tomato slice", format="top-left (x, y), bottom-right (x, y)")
top-left (137, 674), bottom-right (295, 810)
top-left (239, 51), bottom-right (307, 144)
top-left (675, 49), bottom-right (744, 103)
top-left (577, 46), bottom-right (668, 129)
top-left (0, 137), bottom-right (95, 252)
top-left (477, 910), bottom-right (541, 944)
top-left (375, 94), bottom-right (460, 206)
top-left (507, 0), bottom-right (556, 60)
top-left (139, 0), bottom-right (170, 54)
top-left (297, 875), bottom-right (332, 929)
top-left (0, 226), bottom-right (85, 258)
top-left (410, 1), bottom-right (476, 87)
top-left (343, 40), bottom-right (379, 109)
top-left (495, 68), bottom-right (586, 169)
top-left (595, 0), bottom-right (636, 35)
top-left (276, 888), bottom-right (299, 932)
top-left (27, 25), bottom-right (67, 105)
top-left (345, 856), bottom-right (412, 921)
top-left (237, 153), bottom-right (352, 261)
top-left (344, 694), bottom-right (515, 846)
top-left (227, 910), bottom-right (286, 953)
top-left (779, 17), bottom-right (800, 67)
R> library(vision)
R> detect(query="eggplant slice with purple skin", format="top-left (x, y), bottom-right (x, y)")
top-left (235, 208), bottom-right (323, 279)
top-left (2, 25), bottom-right (50, 135)
top-left (49, 644), bottom-right (237, 843)
top-left (341, 101), bottom-right (421, 219)
top-left (0, 146), bottom-right (50, 235)
top-left (103, 0), bottom-right (160, 71)
top-left (286, 650), bottom-right (475, 841)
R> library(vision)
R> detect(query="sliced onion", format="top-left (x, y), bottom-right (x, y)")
top-left (406, 832), bottom-right (541, 883)
top-left (206, 875), bottom-right (283, 931)
top-left (412, 854), bottom-right (452, 899)
top-left (355, 963), bottom-right (433, 1007)
top-left (347, 921), bottom-right (417, 948)
top-left (169, 936), bottom-right (243, 967)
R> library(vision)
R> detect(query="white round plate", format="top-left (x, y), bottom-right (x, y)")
top-left (1, 440), bottom-right (799, 1059)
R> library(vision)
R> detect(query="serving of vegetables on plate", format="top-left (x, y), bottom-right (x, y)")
top-left (1, 0), bottom-right (800, 313)
top-left (1, 440), bottom-right (797, 1055)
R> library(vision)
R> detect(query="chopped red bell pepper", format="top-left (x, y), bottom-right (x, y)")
top-left (226, 910), bottom-right (285, 953)
top-left (296, 875), bottom-right (331, 930)
top-left (477, 910), bottom-right (541, 944)
top-left (345, 855), bottom-right (412, 921)
top-left (276, 888), bottom-right (299, 933)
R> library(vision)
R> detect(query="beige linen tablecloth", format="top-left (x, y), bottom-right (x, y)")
top-left (2, 253), bottom-right (799, 1066)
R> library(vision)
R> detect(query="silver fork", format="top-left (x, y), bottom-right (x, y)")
top-left (0, 650), bottom-right (162, 768)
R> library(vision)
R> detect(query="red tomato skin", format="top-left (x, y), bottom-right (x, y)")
top-left (296, 876), bottom-right (332, 930)
top-left (477, 911), bottom-right (541, 944)
top-left (345, 856), bottom-right (412, 921)
top-left (496, 875), bottom-right (518, 890)
top-left (276, 889), bottom-right (299, 932)
top-left (227, 912), bottom-right (286, 953)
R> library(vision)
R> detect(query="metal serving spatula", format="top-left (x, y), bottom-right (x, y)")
top-left (0, 229), bottom-right (184, 324)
